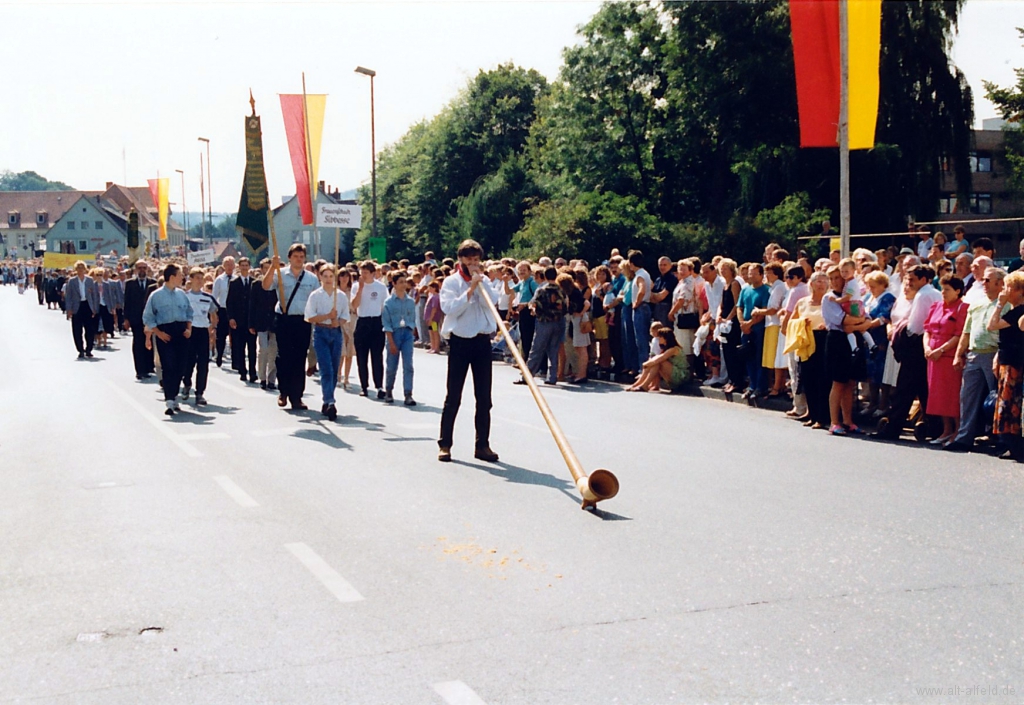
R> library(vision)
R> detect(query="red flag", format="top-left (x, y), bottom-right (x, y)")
top-left (789, 0), bottom-right (841, 147)
top-left (280, 94), bottom-right (313, 225)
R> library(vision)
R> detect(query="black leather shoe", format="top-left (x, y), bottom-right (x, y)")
top-left (474, 447), bottom-right (499, 463)
top-left (376, 389), bottom-right (386, 400)
top-left (359, 388), bottom-right (368, 397)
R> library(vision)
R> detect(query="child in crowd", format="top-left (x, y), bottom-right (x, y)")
top-left (382, 271), bottom-right (417, 406)
top-left (424, 281), bottom-right (442, 354)
top-left (837, 258), bottom-right (874, 352)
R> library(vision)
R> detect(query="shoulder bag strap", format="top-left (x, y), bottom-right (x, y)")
top-left (283, 270), bottom-right (305, 315)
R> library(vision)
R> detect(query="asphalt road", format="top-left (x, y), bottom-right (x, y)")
top-left (2, 285), bottom-right (1023, 704)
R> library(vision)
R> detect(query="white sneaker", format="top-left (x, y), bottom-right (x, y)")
top-left (173, 396), bottom-right (181, 410)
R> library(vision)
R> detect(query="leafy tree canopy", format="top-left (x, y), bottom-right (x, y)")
top-left (0, 170), bottom-right (75, 191)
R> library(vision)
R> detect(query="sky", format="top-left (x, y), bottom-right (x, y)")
top-left (0, 0), bottom-right (1021, 216)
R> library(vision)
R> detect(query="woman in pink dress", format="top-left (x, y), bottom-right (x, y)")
top-left (923, 275), bottom-right (968, 444)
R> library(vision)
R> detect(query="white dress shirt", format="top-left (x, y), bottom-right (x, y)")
top-left (907, 284), bottom-right (942, 336)
top-left (305, 288), bottom-right (351, 324)
top-left (440, 269), bottom-right (498, 339)
top-left (213, 272), bottom-right (231, 308)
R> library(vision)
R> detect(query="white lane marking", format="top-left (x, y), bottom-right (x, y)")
top-left (251, 426), bottom-right (305, 437)
top-left (212, 475), bottom-right (259, 507)
top-left (284, 543), bottom-right (364, 603)
top-left (432, 681), bottom-right (488, 705)
top-left (178, 432), bottom-right (231, 441)
top-left (493, 415), bottom-right (580, 442)
top-left (206, 376), bottom-right (265, 397)
top-left (105, 382), bottom-right (201, 458)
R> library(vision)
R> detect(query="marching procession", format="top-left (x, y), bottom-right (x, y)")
top-left (8, 224), bottom-right (1024, 465)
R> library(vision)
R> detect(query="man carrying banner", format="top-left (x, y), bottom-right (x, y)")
top-left (263, 243), bottom-right (319, 410)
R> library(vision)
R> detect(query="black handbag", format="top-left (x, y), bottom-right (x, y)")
top-left (675, 312), bottom-right (700, 329)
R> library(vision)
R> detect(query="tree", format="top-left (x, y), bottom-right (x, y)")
top-left (985, 27), bottom-right (1024, 202)
top-left (0, 170), bottom-right (74, 191)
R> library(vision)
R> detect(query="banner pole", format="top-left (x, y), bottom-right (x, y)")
top-left (301, 72), bottom-right (320, 259)
top-left (838, 0), bottom-right (851, 258)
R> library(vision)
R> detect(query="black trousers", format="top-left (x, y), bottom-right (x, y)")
top-left (130, 318), bottom-right (154, 376)
top-left (215, 314), bottom-right (231, 365)
top-left (98, 304), bottom-right (114, 337)
top-left (439, 334), bottom-right (493, 450)
top-left (71, 303), bottom-right (98, 354)
top-left (36, 285), bottom-right (44, 305)
top-left (800, 331), bottom-right (830, 425)
top-left (518, 308), bottom-right (536, 364)
top-left (184, 327), bottom-right (211, 395)
top-left (608, 317), bottom-right (623, 373)
top-left (231, 326), bottom-right (257, 375)
top-left (721, 326), bottom-right (746, 388)
top-left (355, 315), bottom-right (385, 391)
top-left (275, 315), bottom-right (312, 404)
top-left (155, 323), bottom-right (188, 402)
top-left (884, 336), bottom-right (928, 435)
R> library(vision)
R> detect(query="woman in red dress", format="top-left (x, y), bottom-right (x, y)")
top-left (923, 275), bottom-right (968, 445)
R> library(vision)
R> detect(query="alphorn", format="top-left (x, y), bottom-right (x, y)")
top-left (478, 286), bottom-right (619, 510)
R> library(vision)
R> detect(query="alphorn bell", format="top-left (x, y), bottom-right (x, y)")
top-left (478, 285), bottom-right (619, 510)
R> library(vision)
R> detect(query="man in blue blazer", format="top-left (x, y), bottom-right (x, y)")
top-left (64, 261), bottom-right (101, 358)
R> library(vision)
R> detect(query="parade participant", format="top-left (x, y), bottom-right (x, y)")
top-left (337, 268), bottom-right (357, 388)
top-left (227, 257), bottom-right (258, 383)
top-left (249, 258), bottom-right (278, 390)
top-left (92, 268), bottom-right (113, 349)
top-left (263, 243), bottom-right (319, 410)
top-left (304, 264), bottom-right (348, 421)
top-left (142, 264), bottom-right (194, 416)
top-left (212, 256), bottom-right (235, 367)
top-left (182, 268), bottom-right (218, 406)
top-left (124, 261), bottom-right (155, 379)
top-left (438, 239), bottom-right (500, 463)
top-left (64, 261), bottom-right (100, 359)
top-left (382, 270), bottom-right (417, 406)
top-left (33, 268), bottom-right (44, 306)
top-left (351, 260), bottom-right (388, 398)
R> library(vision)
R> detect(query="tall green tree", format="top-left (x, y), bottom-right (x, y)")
top-left (984, 27), bottom-right (1024, 202)
top-left (0, 170), bottom-right (74, 191)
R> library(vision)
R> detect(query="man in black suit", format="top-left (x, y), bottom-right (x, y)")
top-left (227, 257), bottom-right (258, 382)
top-left (123, 260), bottom-right (155, 379)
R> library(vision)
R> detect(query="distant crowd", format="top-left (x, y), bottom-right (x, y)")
top-left (7, 220), bottom-right (1024, 460)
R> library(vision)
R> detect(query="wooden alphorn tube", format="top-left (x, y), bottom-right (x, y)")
top-left (479, 287), bottom-right (619, 510)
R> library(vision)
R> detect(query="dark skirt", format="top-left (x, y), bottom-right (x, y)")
top-left (825, 329), bottom-right (865, 384)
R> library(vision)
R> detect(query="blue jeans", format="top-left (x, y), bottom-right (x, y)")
top-left (527, 319), bottom-right (564, 384)
top-left (621, 306), bottom-right (638, 372)
top-left (743, 325), bottom-right (767, 394)
top-left (313, 326), bottom-right (342, 405)
top-left (386, 327), bottom-right (415, 395)
top-left (632, 303), bottom-right (652, 368)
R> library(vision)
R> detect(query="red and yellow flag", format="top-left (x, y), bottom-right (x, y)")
top-left (280, 93), bottom-right (326, 226)
top-left (789, 0), bottom-right (881, 149)
top-left (147, 177), bottom-right (169, 240)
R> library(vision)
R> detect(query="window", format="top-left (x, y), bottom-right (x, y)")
top-left (67, 220), bottom-right (76, 230)
top-left (7, 214), bottom-right (16, 225)
top-left (17, 234), bottom-right (26, 247)
top-left (95, 221), bottom-right (103, 230)
top-left (969, 193), bottom-right (993, 215)
top-left (969, 153), bottom-right (993, 173)
top-left (36, 213), bottom-right (46, 224)
top-left (938, 194), bottom-right (958, 214)
top-left (78, 240), bottom-right (88, 251)
top-left (81, 221), bottom-right (89, 230)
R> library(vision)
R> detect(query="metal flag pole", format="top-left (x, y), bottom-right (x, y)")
top-left (838, 0), bottom-right (851, 258)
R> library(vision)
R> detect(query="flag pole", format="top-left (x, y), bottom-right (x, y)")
top-left (252, 90), bottom-right (286, 307)
top-left (838, 0), bottom-right (851, 258)
top-left (301, 72), bottom-right (320, 260)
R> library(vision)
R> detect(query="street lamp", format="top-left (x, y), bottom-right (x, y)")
top-left (354, 66), bottom-right (378, 244)
top-left (198, 137), bottom-right (211, 244)
top-left (175, 169), bottom-right (188, 245)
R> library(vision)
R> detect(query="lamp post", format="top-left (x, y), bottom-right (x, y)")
top-left (175, 169), bottom-right (188, 246)
top-left (354, 66), bottom-right (378, 246)
top-left (198, 137), bottom-right (211, 244)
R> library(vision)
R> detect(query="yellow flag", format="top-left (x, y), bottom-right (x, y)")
top-left (848, 0), bottom-right (882, 150)
top-left (147, 177), bottom-right (170, 240)
top-left (304, 94), bottom-right (327, 194)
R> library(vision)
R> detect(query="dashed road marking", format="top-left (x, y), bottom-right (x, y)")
top-left (105, 381), bottom-right (202, 457)
top-left (284, 542), bottom-right (364, 603)
top-left (432, 681), bottom-right (488, 705)
top-left (212, 475), bottom-right (259, 507)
